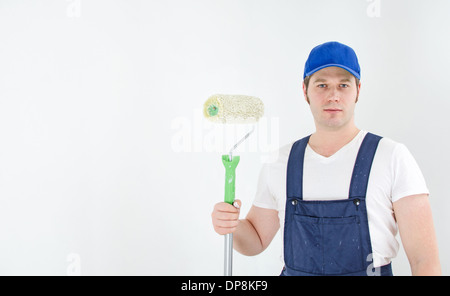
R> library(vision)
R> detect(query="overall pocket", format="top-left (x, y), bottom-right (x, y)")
top-left (287, 215), bottom-right (322, 274)
top-left (287, 214), bottom-right (363, 275)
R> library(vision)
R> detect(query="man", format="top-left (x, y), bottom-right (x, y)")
top-left (211, 41), bottom-right (441, 276)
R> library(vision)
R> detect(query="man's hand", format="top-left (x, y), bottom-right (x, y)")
top-left (211, 200), bottom-right (242, 235)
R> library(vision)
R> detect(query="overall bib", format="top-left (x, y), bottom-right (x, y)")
top-left (281, 133), bottom-right (393, 276)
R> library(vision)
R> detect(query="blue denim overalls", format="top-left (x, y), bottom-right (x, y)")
top-left (281, 133), bottom-right (393, 276)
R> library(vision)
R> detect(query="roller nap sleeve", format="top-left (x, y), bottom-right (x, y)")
top-left (203, 94), bottom-right (264, 124)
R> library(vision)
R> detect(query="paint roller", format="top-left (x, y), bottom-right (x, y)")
top-left (203, 94), bottom-right (264, 276)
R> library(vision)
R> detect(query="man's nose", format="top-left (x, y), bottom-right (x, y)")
top-left (328, 88), bottom-right (341, 102)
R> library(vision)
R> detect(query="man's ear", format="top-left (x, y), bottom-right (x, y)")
top-left (355, 81), bottom-right (361, 103)
top-left (303, 82), bottom-right (310, 104)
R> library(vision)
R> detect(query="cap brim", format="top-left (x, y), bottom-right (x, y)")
top-left (304, 64), bottom-right (360, 80)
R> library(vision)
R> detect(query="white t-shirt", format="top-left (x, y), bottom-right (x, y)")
top-left (253, 130), bottom-right (429, 268)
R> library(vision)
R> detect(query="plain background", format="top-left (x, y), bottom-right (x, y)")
top-left (0, 0), bottom-right (448, 275)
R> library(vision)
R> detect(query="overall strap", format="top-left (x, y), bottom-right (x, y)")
top-left (348, 133), bottom-right (383, 199)
top-left (286, 135), bottom-right (311, 201)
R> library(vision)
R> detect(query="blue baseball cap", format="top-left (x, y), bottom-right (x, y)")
top-left (303, 41), bottom-right (361, 80)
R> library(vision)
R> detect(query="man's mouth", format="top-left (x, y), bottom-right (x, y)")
top-left (324, 108), bottom-right (342, 112)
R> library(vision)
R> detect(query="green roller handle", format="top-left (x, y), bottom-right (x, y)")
top-left (222, 155), bottom-right (240, 205)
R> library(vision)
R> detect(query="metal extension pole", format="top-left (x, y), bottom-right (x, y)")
top-left (224, 233), bottom-right (233, 276)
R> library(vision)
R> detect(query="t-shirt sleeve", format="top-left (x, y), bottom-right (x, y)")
top-left (391, 143), bottom-right (430, 203)
top-left (252, 164), bottom-right (278, 210)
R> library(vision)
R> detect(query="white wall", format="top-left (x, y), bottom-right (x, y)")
top-left (0, 0), bottom-right (448, 275)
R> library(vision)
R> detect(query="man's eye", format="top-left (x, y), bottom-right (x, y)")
top-left (340, 84), bottom-right (349, 88)
top-left (318, 84), bottom-right (326, 88)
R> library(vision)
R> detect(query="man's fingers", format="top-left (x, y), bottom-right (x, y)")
top-left (215, 219), bottom-right (240, 228)
top-left (211, 200), bottom-right (242, 235)
top-left (215, 202), bottom-right (239, 212)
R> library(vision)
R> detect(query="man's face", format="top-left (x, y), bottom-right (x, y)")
top-left (303, 66), bottom-right (360, 131)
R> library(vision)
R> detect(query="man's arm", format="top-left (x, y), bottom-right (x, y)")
top-left (393, 194), bottom-right (441, 275)
top-left (212, 201), bottom-right (279, 256)
top-left (234, 205), bottom-right (280, 256)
